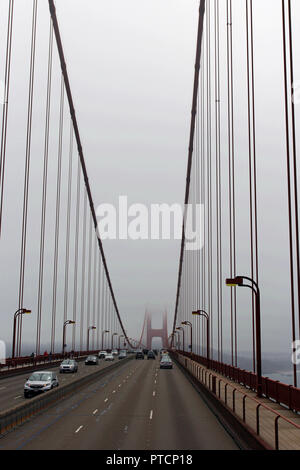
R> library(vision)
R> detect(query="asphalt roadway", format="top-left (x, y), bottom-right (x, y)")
top-left (0, 358), bottom-right (119, 412)
top-left (0, 358), bottom-right (238, 450)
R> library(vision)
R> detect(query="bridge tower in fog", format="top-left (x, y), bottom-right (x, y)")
top-left (146, 311), bottom-right (168, 350)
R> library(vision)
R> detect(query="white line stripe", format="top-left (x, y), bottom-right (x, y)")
top-left (153, 391), bottom-right (156, 397)
top-left (150, 410), bottom-right (153, 420)
top-left (93, 409), bottom-right (98, 415)
top-left (75, 425), bottom-right (83, 433)
top-left (104, 398), bottom-right (108, 403)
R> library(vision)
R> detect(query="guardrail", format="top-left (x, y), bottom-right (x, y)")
top-left (176, 350), bottom-right (300, 413)
top-left (0, 355), bottom-right (133, 436)
top-left (173, 351), bottom-right (300, 450)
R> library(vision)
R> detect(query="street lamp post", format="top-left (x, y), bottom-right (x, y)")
top-left (174, 331), bottom-right (180, 349)
top-left (192, 310), bottom-right (210, 368)
top-left (12, 308), bottom-right (31, 359)
top-left (176, 326), bottom-right (185, 352)
top-left (111, 332), bottom-right (118, 350)
top-left (62, 320), bottom-right (75, 355)
top-left (87, 326), bottom-right (96, 352)
top-left (182, 321), bottom-right (193, 353)
top-left (226, 276), bottom-right (262, 398)
top-left (102, 330), bottom-right (109, 350)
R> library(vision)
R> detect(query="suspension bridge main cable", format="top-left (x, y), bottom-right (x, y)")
top-left (172, 0), bottom-right (206, 344)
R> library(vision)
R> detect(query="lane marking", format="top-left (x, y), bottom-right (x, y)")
top-left (75, 425), bottom-right (83, 433)
top-left (150, 410), bottom-right (153, 420)
top-left (153, 391), bottom-right (156, 397)
top-left (15, 396), bottom-right (22, 399)
top-left (93, 409), bottom-right (98, 415)
top-left (112, 390), bottom-right (116, 394)
top-left (104, 398), bottom-right (108, 403)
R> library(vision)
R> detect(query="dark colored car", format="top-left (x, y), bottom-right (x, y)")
top-left (147, 350), bottom-right (155, 360)
top-left (85, 355), bottom-right (98, 365)
top-left (136, 351), bottom-right (144, 360)
top-left (142, 349), bottom-right (149, 356)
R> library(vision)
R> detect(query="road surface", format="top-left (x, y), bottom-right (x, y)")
top-left (0, 358), bottom-right (238, 450)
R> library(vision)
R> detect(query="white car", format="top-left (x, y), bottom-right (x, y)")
top-left (24, 371), bottom-right (59, 398)
top-left (59, 359), bottom-right (78, 373)
top-left (98, 351), bottom-right (107, 359)
top-left (112, 349), bottom-right (118, 356)
top-left (105, 354), bottom-right (114, 361)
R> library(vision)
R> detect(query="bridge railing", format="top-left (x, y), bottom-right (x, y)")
top-left (173, 351), bottom-right (300, 450)
top-left (176, 350), bottom-right (300, 413)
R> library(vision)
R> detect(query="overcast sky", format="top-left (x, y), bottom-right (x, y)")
top-left (1, 1), bottom-right (300, 368)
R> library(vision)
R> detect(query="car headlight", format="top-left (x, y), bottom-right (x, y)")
top-left (24, 383), bottom-right (30, 389)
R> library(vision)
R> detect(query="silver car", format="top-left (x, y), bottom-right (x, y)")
top-left (24, 371), bottom-right (59, 398)
top-left (59, 359), bottom-right (78, 374)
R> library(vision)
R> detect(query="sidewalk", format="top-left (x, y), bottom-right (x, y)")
top-left (176, 353), bottom-right (300, 450)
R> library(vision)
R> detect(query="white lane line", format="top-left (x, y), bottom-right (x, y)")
top-left (104, 398), bottom-right (108, 403)
top-left (75, 425), bottom-right (83, 433)
top-left (118, 384), bottom-right (122, 388)
top-left (154, 380), bottom-right (157, 384)
top-left (153, 391), bottom-right (156, 397)
top-left (112, 390), bottom-right (116, 394)
top-left (15, 396), bottom-right (22, 399)
top-left (93, 409), bottom-right (98, 415)
top-left (150, 410), bottom-right (153, 420)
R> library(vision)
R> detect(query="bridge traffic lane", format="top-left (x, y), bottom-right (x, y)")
top-left (151, 361), bottom-right (239, 450)
top-left (0, 356), bottom-right (238, 450)
top-left (0, 358), bottom-right (140, 450)
top-left (0, 357), bottom-right (125, 413)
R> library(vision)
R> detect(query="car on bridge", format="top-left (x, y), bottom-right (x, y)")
top-left (147, 350), bottom-right (155, 360)
top-left (85, 355), bottom-right (98, 365)
top-left (59, 359), bottom-right (78, 374)
top-left (24, 371), bottom-right (59, 398)
top-left (98, 351), bottom-right (107, 359)
top-left (112, 349), bottom-right (118, 356)
top-left (118, 350), bottom-right (127, 360)
top-left (135, 351), bottom-right (144, 360)
top-left (105, 353), bottom-right (114, 361)
top-left (160, 356), bottom-right (173, 369)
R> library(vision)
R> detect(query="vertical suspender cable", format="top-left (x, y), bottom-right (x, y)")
top-left (50, 77), bottom-right (64, 354)
top-left (282, 0), bottom-right (298, 387)
top-left (36, 21), bottom-right (53, 355)
top-left (72, 158), bottom-right (81, 351)
top-left (17, 0), bottom-right (38, 356)
top-left (0, 0), bottom-right (14, 236)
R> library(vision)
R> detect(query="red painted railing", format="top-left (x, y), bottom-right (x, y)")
top-left (177, 350), bottom-right (300, 413)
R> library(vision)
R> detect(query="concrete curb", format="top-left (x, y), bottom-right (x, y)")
top-left (0, 356), bottom-right (133, 436)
